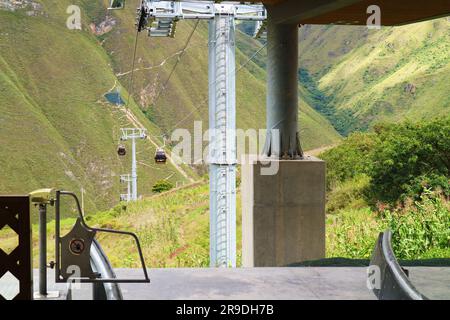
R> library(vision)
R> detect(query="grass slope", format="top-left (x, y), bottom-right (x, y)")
top-left (0, 0), bottom-right (341, 214)
top-left (0, 3), bottom-right (193, 215)
top-left (298, 18), bottom-right (450, 133)
top-left (11, 178), bottom-right (447, 269)
top-left (102, 1), bottom-right (341, 151)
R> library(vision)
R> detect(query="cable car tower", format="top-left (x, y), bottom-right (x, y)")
top-left (119, 128), bottom-right (147, 201)
top-left (120, 174), bottom-right (132, 202)
top-left (136, 0), bottom-right (266, 267)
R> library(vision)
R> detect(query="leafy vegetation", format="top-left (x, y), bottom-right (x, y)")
top-left (152, 180), bottom-right (174, 193)
top-left (299, 68), bottom-right (357, 136)
top-left (326, 207), bottom-right (383, 259)
top-left (327, 191), bottom-right (450, 260)
top-left (322, 117), bottom-right (450, 206)
top-left (0, 0), bottom-right (340, 215)
top-left (384, 192), bottom-right (450, 259)
top-left (323, 118), bottom-right (449, 260)
top-left (370, 120), bottom-right (450, 203)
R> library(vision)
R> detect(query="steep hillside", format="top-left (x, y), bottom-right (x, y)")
top-left (298, 18), bottom-right (450, 134)
top-left (0, 1), bottom-right (194, 214)
top-left (100, 0), bottom-right (341, 149)
top-left (0, 0), bottom-right (341, 213)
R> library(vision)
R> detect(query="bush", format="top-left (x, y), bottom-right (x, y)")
top-left (383, 191), bottom-right (450, 259)
top-left (404, 173), bottom-right (450, 200)
top-left (152, 180), bottom-right (174, 193)
top-left (321, 131), bottom-right (378, 190)
top-left (322, 117), bottom-right (450, 205)
top-left (369, 118), bottom-right (450, 204)
top-left (326, 208), bottom-right (384, 258)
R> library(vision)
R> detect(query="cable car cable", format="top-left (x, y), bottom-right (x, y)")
top-left (152, 20), bottom-right (200, 109)
top-left (125, 29), bottom-right (141, 110)
top-left (166, 42), bottom-right (268, 132)
top-left (154, 42), bottom-right (267, 139)
top-left (118, 21), bottom-right (266, 165)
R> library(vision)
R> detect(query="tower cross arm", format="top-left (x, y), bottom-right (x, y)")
top-left (141, 1), bottom-right (266, 21)
top-left (120, 128), bottom-right (147, 141)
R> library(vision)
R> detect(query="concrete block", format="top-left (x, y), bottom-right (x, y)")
top-left (242, 156), bottom-right (326, 267)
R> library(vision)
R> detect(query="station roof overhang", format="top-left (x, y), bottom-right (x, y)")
top-left (246, 0), bottom-right (450, 25)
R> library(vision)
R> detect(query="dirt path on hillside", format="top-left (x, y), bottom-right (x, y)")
top-left (121, 107), bottom-right (195, 183)
top-left (305, 144), bottom-right (338, 157)
top-left (116, 50), bottom-right (184, 77)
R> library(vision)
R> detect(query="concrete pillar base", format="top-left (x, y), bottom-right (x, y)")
top-left (242, 156), bottom-right (326, 267)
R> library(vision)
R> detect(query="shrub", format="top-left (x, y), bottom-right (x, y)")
top-left (326, 208), bottom-right (384, 258)
top-left (322, 117), bottom-right (450, 205)
top-left (369, 118), bottom-right (450, 204)
top-left (383, 191), bottom-right (450, 259)
top-left (404, 173), bottom-right (450, 201)
top-left (152, 180), bottom-right (174, 193)
top-left (321, 131), bottom-right (378, 190)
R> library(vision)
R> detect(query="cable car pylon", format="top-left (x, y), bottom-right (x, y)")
top-left (119, 128), bottom-right (147, 201)
top-left (137, 1), bottom-right (267, 267)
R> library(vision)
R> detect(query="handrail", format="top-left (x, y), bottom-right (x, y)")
top-left (369, 230), bottom-right (428, 300)
top-left (55, 190), bottom-right (150, 284)
top-left (90, 239), bottom-right (123, 300)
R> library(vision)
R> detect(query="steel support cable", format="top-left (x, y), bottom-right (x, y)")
top-left (126, 42), bottom-right (267, 148)
top-left (124, 24), bottom-right (266, 144)
top-left (166, 42), bottom-right (268, 133)
top-left (152, 20), bottom-right (200, 108)
top-left (126, 30), bottom-right (141, 110)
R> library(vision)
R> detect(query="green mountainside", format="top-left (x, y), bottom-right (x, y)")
top-left (1, 0), bottom-right (448, 215)
top-left (0, 1), bottom-right (195, 214)
top-left (0, 0), bottom-right (340, 213)
top-left (298, 19), bottom-right (450, 134)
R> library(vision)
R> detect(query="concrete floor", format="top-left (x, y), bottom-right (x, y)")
top-left (116, 268), bottom-right (374, 300)
top-left (25, 267), bottom-right (450, 300)
top-left (408, 267), bottom-right (450, 300)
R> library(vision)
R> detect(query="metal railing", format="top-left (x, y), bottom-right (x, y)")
top-left (0, 196), bottom-right (32, 300)
top-left (89, 239), bottom-right (123, 300)
top-left (369, 230), bottom-right (428, 300)
top-left (55, 191), bottom-right (150, 285)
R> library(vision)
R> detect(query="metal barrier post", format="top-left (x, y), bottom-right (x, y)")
top-left (30, 188), bottom-right (59, 299)
top-left (38, 203), bottom-right (47, 296)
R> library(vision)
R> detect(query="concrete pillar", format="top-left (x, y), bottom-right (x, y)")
top-left (263, 10), bottom-right (302, 158)
top-left (242, 156), bottom-right (326, 267)
top-left (242, 7), bottom-right (325, 267)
